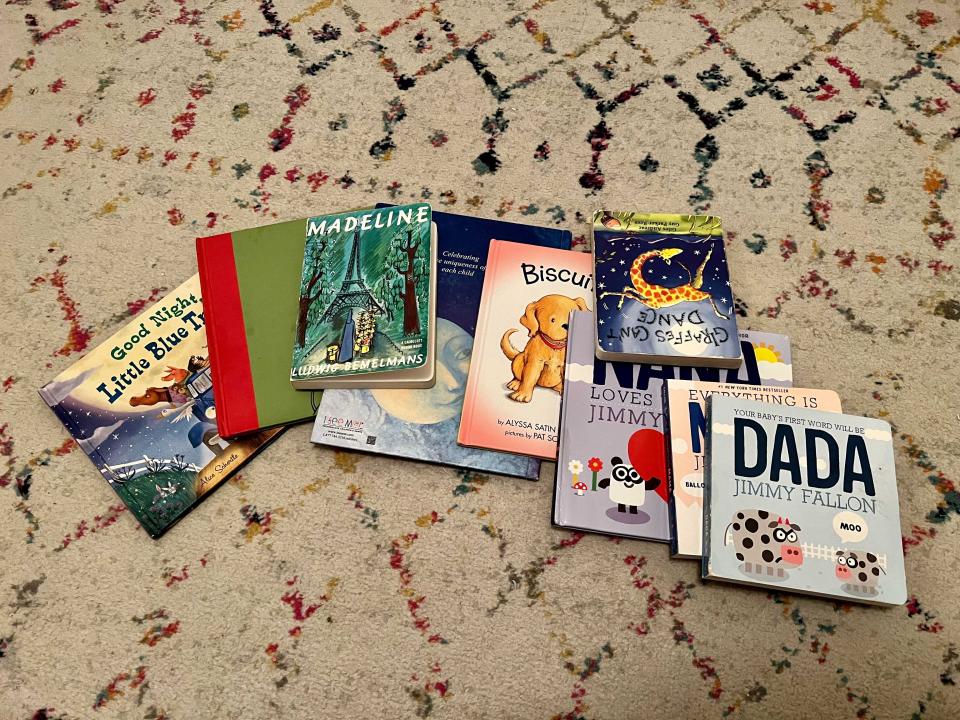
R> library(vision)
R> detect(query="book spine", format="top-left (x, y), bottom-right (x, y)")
top-left (457, 239), bottom-right (500, 447)
top-left (662, 382), bottom-right (680, 556)
top-left (196, 233), bottom-right (259, 437)
top-left (701, 395), bottom-right (715, 579)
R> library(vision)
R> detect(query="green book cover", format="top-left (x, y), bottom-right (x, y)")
top-left (290, 203), bottom-right (435, 389)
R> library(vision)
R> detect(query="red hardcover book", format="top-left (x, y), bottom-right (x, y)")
top-left (196, 219), bottom-right (319, 437)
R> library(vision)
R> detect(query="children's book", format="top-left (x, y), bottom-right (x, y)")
top-left (197, 218), bottom-right (323, 437)
top-left (592, 211), bottom-right (741, 368)
top-left (290, 204), bottom-right (437, 389)
top-left (39, 275), bottom-right (283, 538)
top-left (703, 396), bottom-right (906, 606)
top-left (458, 241), bottom-right (593, 460)
top-left (664, 380), bottom-right (842, 559)
top-left (312, 210), bottom-right (572, 479)
top-left (553, 313), bottom-right (793, 542)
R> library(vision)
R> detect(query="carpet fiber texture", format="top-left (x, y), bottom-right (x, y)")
top-left (2, 1), bottom-right (960, 718)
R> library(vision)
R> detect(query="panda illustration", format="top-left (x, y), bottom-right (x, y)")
top-left (597, 456), bottom-right (661, 514)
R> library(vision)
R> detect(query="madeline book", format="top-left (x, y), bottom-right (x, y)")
top-left (290, 203), bottom-right (437, 390)
top-left (664, 380), bottom-right (842, 559)
top-left (553, 314), bottom-right (794, 543)
top-left (458, 240), bottom-right (592, 460)
top-left (39, 275), bottom-right (283, 538)
top-left (703, 396), bottom-right (907, 606)
top-left (312, 209), bottom-right (572, 480)
top-left (592, 211), bottom-right (741, 368)
top-left (197, 218), bottom-right (322, 438)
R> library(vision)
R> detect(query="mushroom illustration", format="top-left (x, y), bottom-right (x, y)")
top-left (573, 481), bottom-right (588, 496)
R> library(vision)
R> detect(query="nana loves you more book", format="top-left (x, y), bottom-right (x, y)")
top-left (290, 203), bottom-right (437, 389)
top-left (553, 317), bottom-right (795, 543)
top-left (39, 276), bottom-right (282, 538)
top-left (703, 396), bottom-right (907, 606)
top-left (592, 211), bottom-right (741, 368)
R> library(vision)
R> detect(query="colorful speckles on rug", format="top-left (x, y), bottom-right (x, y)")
top-left (2, 0), bottom-right (959, 717)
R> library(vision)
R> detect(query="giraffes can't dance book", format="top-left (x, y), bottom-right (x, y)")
top-left (290, 204), bottom-right (438, 390)
top-left (39, 275), bottom-right (283, 538)
top-left (592, 211), bottom-right (742, 368)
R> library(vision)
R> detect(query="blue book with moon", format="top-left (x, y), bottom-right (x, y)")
top-left (311, 209), bottom-right (572, 479)
top-left (592, 211), bottom-right (742, 368)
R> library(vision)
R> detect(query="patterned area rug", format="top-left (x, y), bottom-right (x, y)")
top-left (3, 1), bottom-right (959, 718)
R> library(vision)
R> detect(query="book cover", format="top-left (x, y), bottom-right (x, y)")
top-left (664, 380), bottom-right (842, 559)
top-left (290, 204), bottom-right (436, 389)
top-left (592, 211), bottom-right (741, 368)
top-left (196, 219), bottom-right (321, 438)
top-left (458, 241), bottom-right (593, 460)
top-left (312, 210), bottom-right (572, 479)
top-left (553, 313), bottom-right (794, 542)
top-left (39, 275), bottom-right (283, 538)
top-left (703, 396), bottom-right (907, 606)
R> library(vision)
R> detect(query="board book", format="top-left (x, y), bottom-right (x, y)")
top-left (312, 210), bottom-right (572, 479)
top-left (592, 211), bottom-right (741, 368)
top-left (553, 315), bottom-right (794, 543)
top-left (197, 218), bottom-right (321, 438)
top-left (664, 380), bottom-right (842, 559)
top-left (39, 275), bottom-right (283, 538)
top-left (458, 240), bottom-right (592, 460)
top-left (290, 204), bottom-right (437, 390)
top-left (703, 395), bottom-right (907, 606)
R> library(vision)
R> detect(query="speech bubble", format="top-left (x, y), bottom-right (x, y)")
top-left (833, 511), bottom-right (869, 543)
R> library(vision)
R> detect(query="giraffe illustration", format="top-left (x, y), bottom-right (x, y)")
top-left (598, 245), bottom-right (730, 319)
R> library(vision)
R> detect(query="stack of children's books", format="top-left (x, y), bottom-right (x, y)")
top-left (40, 207), bottom-right (907, 607)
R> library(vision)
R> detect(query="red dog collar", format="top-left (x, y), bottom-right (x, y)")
top-left (538, 332), bottom-right (567, 350)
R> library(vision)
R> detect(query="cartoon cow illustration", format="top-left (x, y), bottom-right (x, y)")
top-left (597, 456), bottom-right (660, 514)
top-left (726, 510), bottom-right (804, 579)
top-left (835, 549), bottom-right (885, 597)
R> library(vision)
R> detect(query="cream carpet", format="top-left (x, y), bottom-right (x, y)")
top-left (2, 1), bottom-right (959, 718)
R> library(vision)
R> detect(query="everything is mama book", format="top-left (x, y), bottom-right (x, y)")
top-left (553, 314), bottom-right (793, 543)
top-left (291, 204), bottom-right (437, 389)
top-left (703, 395), bottom-right (906, 606)
top-left (40, 275), bottom-right (281, 538)
top-left (664, 380), bottom-right (842, 559)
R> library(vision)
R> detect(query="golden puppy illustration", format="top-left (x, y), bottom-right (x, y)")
top-left (500, 294), bottom-right (589, 402)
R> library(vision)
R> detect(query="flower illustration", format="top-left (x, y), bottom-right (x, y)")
top-left (587, 457), bottom-right (603, 472)
top-left (567, 460), bottom-right (583, 474)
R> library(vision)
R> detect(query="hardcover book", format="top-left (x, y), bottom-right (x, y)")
top-left (592, 211), bottom-right (741, 368)
top-left (553, 313), bottom-right (794, 542)
top-left (664, 380), bottom-right (842, 559)
top-left (197, 218), bottom-right (322, 438)
top-left (458, 240), bottom-right (593, 460)
top-left (290, 204), bottom-right (437, 389)
top-left (312, 210), bottom-right (572, 479)
top-left (39, 275), bottom-right (283, 538)
top-left (703, 396), bottom-right (907, 606)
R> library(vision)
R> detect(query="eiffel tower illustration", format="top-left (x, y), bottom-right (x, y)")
top-left (319, 227), bottom-right (386, 323)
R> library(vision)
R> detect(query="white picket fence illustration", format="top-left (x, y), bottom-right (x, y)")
top-left (801, 542), bottom-right (887, 569)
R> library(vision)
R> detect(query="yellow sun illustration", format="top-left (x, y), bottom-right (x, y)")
top-left (753, 343), bottom-right (783, 364)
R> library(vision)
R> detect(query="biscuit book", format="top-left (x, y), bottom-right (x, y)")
top-left (553, 313), bottom-right (794, 542)
top-left (290, 203), bottom-right (437, 389)
top-left (703, 396), bottom-right (907, 606)
top-left (592, 211), bottom-right (741, 368)
top-left (39, 275), bottom-right (283, 538)
top-left (312, 210), bottom-right (571, 479)
top-left (458, 240), bottom-right (592, 460)
top-left (664, 380), bottom-right (842, 559)
top-left (197, 218), bottom-right (323, 437)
